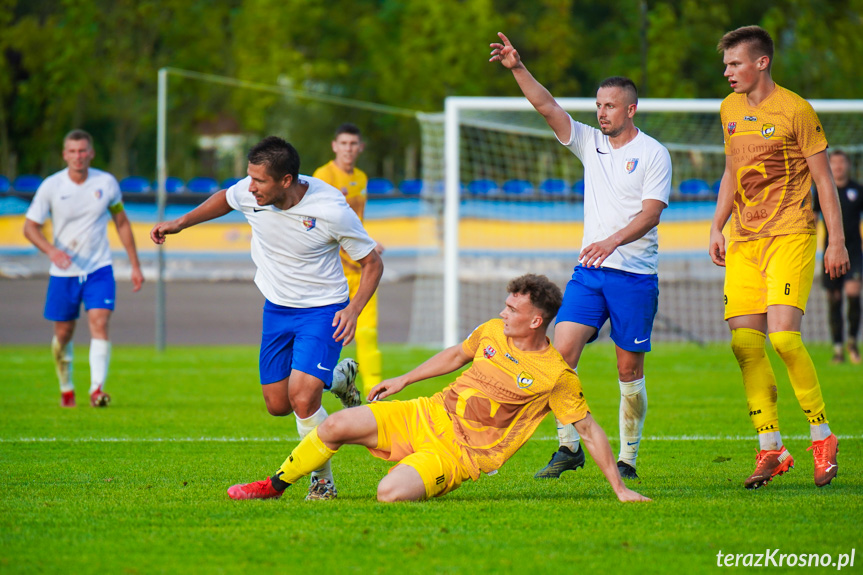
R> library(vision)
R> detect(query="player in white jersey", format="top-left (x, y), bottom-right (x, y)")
top-left (150, 136), bottom-right (383, 500)
top-left (491, 32), bottom-right (672, 480)
top-left (23, 129), bottom-right (144, 408)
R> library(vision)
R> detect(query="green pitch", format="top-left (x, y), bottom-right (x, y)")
top-left (1, 343), bottom-right (860, 573)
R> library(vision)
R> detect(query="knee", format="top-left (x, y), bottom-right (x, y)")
top-left (263, 395), bottom-right (293, 417)
top-left (376, 479), bottom-right (406, 503)
top-left (317, 412), bottom-right (349, 444)
top-left (768, 331), bottom-right (803, 358)
top-left (730, 328), bottom-right (766, 361)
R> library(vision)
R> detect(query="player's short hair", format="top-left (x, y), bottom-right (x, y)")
top-left (717, 26), bottom-right (774, 71)
top-left (248, 136), bottom-right (300, 181)
top-left (598, 76), bottom-right (638, 106)
top-left (64, 129), bottom-right (93, 147)
top-left (830, 149), bottom-right (848, 161)
top-left (334, 123), bottom-right (362, 140)
top-left (507, 274), bottom-right (563, 327)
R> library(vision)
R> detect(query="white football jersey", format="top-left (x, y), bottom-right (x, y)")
top-left (225, 175), bottom-right (376, 308)
top-left (560, 116), bottom-right (672, 274)
top-left (25, 168), bottom-right (123, 277)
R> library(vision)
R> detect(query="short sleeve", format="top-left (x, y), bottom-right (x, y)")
top-left (107, 175), bottom-right (122, 208)
top-left (642, 145), bottom-right (672, 205)
top-left (224, 178), bottom-right (246, 211)
top-left (461, 321), bottom-right (488, 358)
top-left (332, 201), bottom-right (376, 261)
top-left (558, 115), bottom-right (593, 162)
top-left (24, 181), bottom-right (52, 224)
top-left (795, 100), bottom-right (828, 159)
top-left (548, 370), bottom-right (590, 425)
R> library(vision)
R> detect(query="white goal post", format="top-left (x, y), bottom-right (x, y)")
top-left (435, 97), bottom-right (863, 347)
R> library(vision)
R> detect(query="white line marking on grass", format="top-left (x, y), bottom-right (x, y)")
top-left (2, 434), bottom-right (862, 443)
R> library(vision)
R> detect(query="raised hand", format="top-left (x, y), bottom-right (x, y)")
top-left (489, 32), bottom-right (522, 69)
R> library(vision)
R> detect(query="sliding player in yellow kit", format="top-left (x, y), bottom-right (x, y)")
top-left (313, 124), bottom-right (383, 394)
top-left (710, 26), bottom-right (849, 489)
top-left (227, 274), bottom-right (649, 503)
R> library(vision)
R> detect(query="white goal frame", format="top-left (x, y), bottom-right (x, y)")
top-left (442, 96), bottom-right (863, 347)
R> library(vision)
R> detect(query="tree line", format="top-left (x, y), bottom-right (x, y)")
top-left (2, 0), bottom-right (860, 182)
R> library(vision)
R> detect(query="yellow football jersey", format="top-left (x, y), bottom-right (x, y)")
top-left (312, 160), bottom-right (368, 221)
top-left (720, 85), bottom-right (827, 241)
top-left (430, 319), bottom-right (589, 477)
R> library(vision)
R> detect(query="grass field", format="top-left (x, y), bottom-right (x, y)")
top-left (2, 342), bottom-right (861, 574)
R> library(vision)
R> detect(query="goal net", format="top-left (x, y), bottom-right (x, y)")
top-left (410, 98), bottom-right (863, 347)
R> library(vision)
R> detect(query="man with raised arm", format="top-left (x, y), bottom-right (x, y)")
top-left (490, 32), bottom-right (672, 481)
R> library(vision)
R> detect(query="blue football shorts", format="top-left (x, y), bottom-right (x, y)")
top-left (556, 265), bottom-right (659, 352)
top-left (259, 299), bottom-right (349, 387)
top-left (44, 265), bottom-right (116, 322)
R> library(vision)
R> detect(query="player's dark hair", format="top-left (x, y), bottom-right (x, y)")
top-left (334, 123), bottom-right (362, 139)
top-left (64, 129), bottom-right (93, 147)
top-left (248, 136), bottom-right (300, 181)
top-left (830, 149), bottom-right (848, 161)
top-left (598, 76), bottom-right (638, 105)
top-left (717, 26), bottom-right (774, 71)
top-left (507, 274), bottom-right (563, 327)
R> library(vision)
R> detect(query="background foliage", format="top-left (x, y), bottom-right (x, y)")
top-left (2, 0), bottom-right (861, 181)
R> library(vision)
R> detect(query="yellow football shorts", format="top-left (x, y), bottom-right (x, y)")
top-left (724, 233), bottom-right (817, 320)
top-left (366, 397), bottom-right (472, 499)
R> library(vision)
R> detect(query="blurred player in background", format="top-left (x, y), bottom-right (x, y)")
top-left (490, 32), bottom-right (672, 481)
top-left (23, 129), bottom-right (144, 408)
top-left (226, 274), bottom-right (650, 503)
top-left (709, 26), bottom-right (848, 489)
top-left (151, 136), bottom-right (383, 500)
top-left (313, 123), bottom-right (384, 394)
top-left (814, 150), bottom-right (862, 364)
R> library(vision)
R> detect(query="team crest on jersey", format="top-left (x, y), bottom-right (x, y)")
top-left (761, 123), bottom-right (775, 139)
top-left (483, 345), bottom-right (497, 359)
top-left (624, 159), bottom-right (638, 174)
top-left (848, 188), bottom-right (859, 202)
top-left (505, 353), bottom-right (519, 364)
top-left (516, 371), bottom-right (534, 388)
top-left (301, 217), bottom-right (316, 230)
top-left (94, 189), bottom-right (103, 199)
top-left (727, 122), bottom-right (737, 135)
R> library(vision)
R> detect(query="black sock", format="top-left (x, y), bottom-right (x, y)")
top-left (848, 295), bottom-right (861, 342)
top-left (270, 471), bottom-right (291, 491)
top-left (828, 293), bottom-right (843, 345)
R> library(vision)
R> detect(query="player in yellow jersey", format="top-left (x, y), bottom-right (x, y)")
top-left (313, 123), bottom-right (383, 395)
top-left (227, 274), bottom-right (650, 503)
top-left (709, 26), bottom-right (849, 489)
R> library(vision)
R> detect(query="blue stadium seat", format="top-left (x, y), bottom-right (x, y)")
top-left (186, 176), bottom-right (219, 194)
top-left (221, 177), bottom-right (242, 189)
top-left (367, 178), bottom-right (395, 196)
top-left (467, 179), bottom-right (499, 195)
top-left (399, 179), bottom-right (423, 196)
top-left (12, 174), bottom-right (42, 193)
top-left (539, 178), bottom-right (568, 196)
top-left (679, 178), bottom-right (711, 197)
top-left (119, 176), bottom-right (151, 193)
top-left (572, 179), bottom-right (585, 198)
top-left (152, 177), bottom-right (186, 193)
top-left (502, 179), bottom-right (535, 196)
top-left (0, 175), bottom-right (10, 194)
top-left (711, 179), bottom-right (722, 195)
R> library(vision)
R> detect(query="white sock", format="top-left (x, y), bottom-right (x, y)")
top-left (758, 431), bottom-right (782, 451)
top-left (52, 336), bottom-right (74, 393)
top-left (810, 423), bottom-right (832, 442)
top-left (556, 419), bottom-right (581, 452)
top-left (296, 406), bottom-right (332, 481)
top-left (618, 377), bottom-right (647, 467)
top-left (89, 339), bottom-right (111, 394)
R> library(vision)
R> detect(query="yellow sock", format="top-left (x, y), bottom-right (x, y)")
top-left (355, 326), bottom-right (382, 394)
top-left (276, 428), bottom-right (338, 485)
top-left (731, 328), bottom-right (779, 433)
top-left (769, 331), bottom-right (828, 425)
